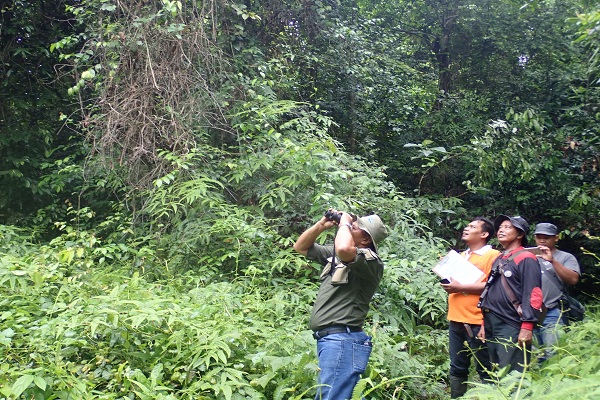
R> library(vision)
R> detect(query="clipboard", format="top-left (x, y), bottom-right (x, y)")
top-left (432, 250), bottom-right (485, 285)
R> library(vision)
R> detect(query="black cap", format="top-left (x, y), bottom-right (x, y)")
top-left (494, 215), bottom-right (530, 246)
top-left (534, 223), bottom-right (558, 236)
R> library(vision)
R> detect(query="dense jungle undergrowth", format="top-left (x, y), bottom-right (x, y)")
top-left (1, 215), bottom-right (599, 400)
top-left (1, 110), bottom-right (599, 397)
top-left (2, 0), bottom-right (600, 398)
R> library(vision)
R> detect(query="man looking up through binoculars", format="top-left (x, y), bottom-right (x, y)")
top-left (293, 210), bottom-right (388, 400)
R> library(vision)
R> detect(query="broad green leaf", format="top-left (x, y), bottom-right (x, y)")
top-left (33, 376), bottom-right (46, 391)
top-left (12, 375), bottom-right (34, 397)
top-left (31, 271), bottom-right (44, 287)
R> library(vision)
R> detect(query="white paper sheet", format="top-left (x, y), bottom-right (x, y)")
top-left (432, 250), bottom-right (485, 285)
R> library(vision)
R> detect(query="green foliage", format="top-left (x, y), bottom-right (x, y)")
top-left (573, 8), bottom-right (600, 83)
top-left (404, 108), bottom-right (577, 222)
top-left (4, 0), bottom-right (600, 398)
top-left (0, 1), bottom-right (83, 224)
top-left (469, 109), bottom-right (558, 187)
top-left (0, 224), bottom-right (313, 399)
top-left (48, 0), bottom-right (253, 198)
top-left (0, 220), bottom-right (447, 400)
top-left (464, 307), bottom-right (600, 399)
top-left (3, 219), bottom-right (598, 399)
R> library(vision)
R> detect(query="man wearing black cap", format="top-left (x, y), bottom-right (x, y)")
top-left (293, 211), bottom-right (388, 400)
top-left (477, 215), bottom-right (543, 373)
top-left (533, 222), bottom-right (581, 361)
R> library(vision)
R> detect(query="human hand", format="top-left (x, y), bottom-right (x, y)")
top-left (517, 328), bottom-right (533, 346)
top-left (537, 245), bottom-right (554, 263)
top-left (477, 325), bottom-right (486, 342)
top-left (441, 280), bottom-right (463, 294)
top-left (339, 211), bottom-right (354, 225)
top-left (321, 209), bottom-right (343, 229)
top-left (319, 217), bottom-right (338, 229)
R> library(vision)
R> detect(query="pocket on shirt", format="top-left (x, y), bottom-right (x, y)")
top-left (331, 263), bottom-right (349, 285)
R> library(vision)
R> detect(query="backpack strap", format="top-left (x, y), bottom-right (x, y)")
top-left (506, 248), bottom-right (529, 263)
top-left (500, 273), bottom-right (521, 314)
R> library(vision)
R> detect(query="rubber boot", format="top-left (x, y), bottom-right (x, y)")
top-left (449, 375), bottom-right (468, 398)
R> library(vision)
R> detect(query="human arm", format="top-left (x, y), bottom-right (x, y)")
top-left (293, 216), bottom-right (336, 257)
top-left (441, 280), bottom-right (486, 294)
top-left (517, 255), bottom-right (543, 332)
top-left (537, 246), bottom-right (580, 285)
top-left (334, 213), bottom-right (358, 263)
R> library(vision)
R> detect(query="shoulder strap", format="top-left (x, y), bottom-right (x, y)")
top-left (540, 258), bottom-right (567, 293)
top-left (499, 249), bottom-right (528, 313)
top-left (477, 253), bottom-right (505, 308)
top-left (507, 248), bottom-right (528, 262)
top-left (500, 274), bottom-right (520, 312)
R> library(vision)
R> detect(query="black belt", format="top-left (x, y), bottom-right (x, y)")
top-left (312, 325), bottom-right (362, 339)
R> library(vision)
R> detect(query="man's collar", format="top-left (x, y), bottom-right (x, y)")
top-left (466, 244), bottom-right (493, 255)
top-left (502, 246), bottom-right (524, 257)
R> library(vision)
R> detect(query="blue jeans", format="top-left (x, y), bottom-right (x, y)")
top-left (449, 321), bottom-right (491, 381)
top-left (315, 331), bottom-right (373, 400)
top-left (534, 307), bottom-right (564, 362)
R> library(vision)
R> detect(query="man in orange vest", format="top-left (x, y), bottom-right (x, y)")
top-left (441, 217), bottom-right (499, 398)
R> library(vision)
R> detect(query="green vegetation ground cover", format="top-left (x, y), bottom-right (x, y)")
top-left (0, 222), bottom-right (447, 399)
top-left (1, 219), bottom-right (599, 399)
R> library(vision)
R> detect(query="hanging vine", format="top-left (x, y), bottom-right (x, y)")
top-left (54, 0), bottom-right (241, 190)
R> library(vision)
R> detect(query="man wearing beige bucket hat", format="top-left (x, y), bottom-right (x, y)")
top-left (293, 210), bottom-right (388, 400)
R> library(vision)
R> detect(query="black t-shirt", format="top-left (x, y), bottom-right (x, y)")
top-left (480, 247), bottom-right (543, 329)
